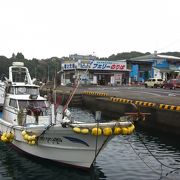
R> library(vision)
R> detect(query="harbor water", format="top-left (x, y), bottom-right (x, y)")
top-left (0, 109), bottom-right (180, 180)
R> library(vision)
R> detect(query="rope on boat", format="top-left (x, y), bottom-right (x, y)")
top-left (62, 80), bottom-right (80, 113)
top-left (36, 123), bottom-right (54, 142)
top-left (62, 63), bottom-right (91, 113)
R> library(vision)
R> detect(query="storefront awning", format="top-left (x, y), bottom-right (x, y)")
top-left (153, 67), bottom-right (173, 73)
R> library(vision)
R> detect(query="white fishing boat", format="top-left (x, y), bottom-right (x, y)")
top-left (0, 62), bottom-right (135, 169)
top-left (0, 80), bottom-right (5, 110)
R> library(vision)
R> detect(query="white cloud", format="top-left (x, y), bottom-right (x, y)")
top-left (0, 0), bottom-right (180, 59)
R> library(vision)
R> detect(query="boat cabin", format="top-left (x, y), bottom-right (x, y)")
top-left (3, 62), bottom-right (50, 126)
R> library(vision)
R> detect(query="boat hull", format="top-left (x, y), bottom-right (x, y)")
top-left (0, 119), bottom-right (112, 168)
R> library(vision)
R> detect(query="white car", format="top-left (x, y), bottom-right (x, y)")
top-left (144, 78), bottom-right (164, 88)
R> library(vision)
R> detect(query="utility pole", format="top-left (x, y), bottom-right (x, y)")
top-left (47, 65), bottom-right (50, 82)
top-left (35, 67), bottom-right (37, 79)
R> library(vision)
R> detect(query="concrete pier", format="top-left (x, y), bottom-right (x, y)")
top-left (40, 85), bottom-right (180, 136)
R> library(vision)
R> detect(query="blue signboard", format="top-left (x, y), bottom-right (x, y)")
top-left (63, 63), bottom-right (75, 70)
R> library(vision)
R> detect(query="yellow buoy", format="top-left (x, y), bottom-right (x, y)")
top-left (6, 133), bottom-right (11, 139)
top-left (81, 128), bottom-right (89, 134)
top-left (127, 124), bottom-right (135, 135)
top-left (28, 141), bottom-right (32, 145)
top-left (2, 136), bottom-right (8, 142)
top-left (131, 124), bottom-right (135, 131)
top-left (73, 127), bottom-right (81, 133)
top-left (31, 140), bottom-right (36, 145)
top-left (10, 132), bottom-right (14, 139)
top-left (91, 127), bottom-right (102, 136)
top-left (21, 131), bottom-right (36, 145)
top-left (114, 127), bottom-right (121, 135)
top-left (21, 130), bottom-right (26, 136)
top-left (24, 134), bottom-right (29, 140)
top-left (121, 127), bottom-right (128, 135)
top-left (31, 135), bottom-right (36, 140)
top-left (0, 132), bottom-right (14, 143)
top-left (1, 135), bottom-right (5, 141)
top-left (103, 127), bottom-right (112, 136)
top-left (28, 136), bottom-right (33, 141)
top-left (127, 127), bottom-right (133, 135)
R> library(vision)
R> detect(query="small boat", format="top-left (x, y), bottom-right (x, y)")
top-left (0, 62), bottom-right (135, 169)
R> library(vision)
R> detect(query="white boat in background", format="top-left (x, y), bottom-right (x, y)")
top-left (0, 62), bottom-right (135, 169)
top-left (0, 80), bottom-right (5, 110)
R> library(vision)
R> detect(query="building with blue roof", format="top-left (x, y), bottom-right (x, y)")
top-left (128, 51), bottom-right (180, 83)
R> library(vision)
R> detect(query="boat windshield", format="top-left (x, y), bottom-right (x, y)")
top-left (12, 67), bottom-right (27, 83)
top-left (18, 100), bottom-right (47, 110)
top-left (16, 87), bottom-right (39, 95)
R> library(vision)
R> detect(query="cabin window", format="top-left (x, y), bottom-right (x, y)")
top-left (12, 67), bottom-right (27, 83)
top-left (16, 87), bottom-right (39, 95)
top-left (9, 99), bottom-right (18, 108)
top-left (26, 87), bottom-right (39, 95)
top-left (17, 87), bottom-right (26, 94)
top-left (18, 100), bottom-right (47, 109)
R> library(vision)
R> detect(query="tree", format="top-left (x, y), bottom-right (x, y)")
top-left (11, 53), bottom-right (16, 59)
top-left (16, 52), bottom-right (25, 60)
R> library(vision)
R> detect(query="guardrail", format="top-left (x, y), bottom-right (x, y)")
top-left (82, 91), bottom-right (108, 97)
top-left (159, 104), bottom-right (180, 111)
top-left (110, 97), bottom-right (180, 111)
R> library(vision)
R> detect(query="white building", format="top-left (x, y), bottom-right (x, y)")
top-left (61, 57), bottom-right (130, 86)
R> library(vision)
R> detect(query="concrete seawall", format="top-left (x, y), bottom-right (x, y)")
top-left (82, 95), bottom-right (180, 136)
top-left (40, 86), bottom-right (180, 136)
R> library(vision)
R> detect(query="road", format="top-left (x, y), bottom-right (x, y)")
top-left (41, 84), bottom-right (180, 106)
top-left (82, 86), bottom-right (180, 106)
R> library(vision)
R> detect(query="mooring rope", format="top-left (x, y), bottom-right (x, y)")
top-left (126, 131), bottom-right (180, 179)
top-left (63, 80), bottom-right (80, 113)
top-left (135, 132), bottom-right (180, 170)
top-left (62, 62), bottom-right (91, 113)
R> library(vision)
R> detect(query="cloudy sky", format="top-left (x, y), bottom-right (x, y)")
top-left (0, 0), bottom-right (180, 59)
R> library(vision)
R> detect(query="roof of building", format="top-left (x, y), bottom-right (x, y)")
top-left (129, 53), bottom-right (180, 61)
top-left (69, 54), bottom-right (96, 61)
top-left (153, 67), bottom-right (174, 73)
top-left (157, 54), bottom-right (180, 60)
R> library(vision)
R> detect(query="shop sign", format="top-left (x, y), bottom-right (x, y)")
top-left (63, 63), bottom-right (75, 70)
top-left (76, 60), bottom-right (93, 69)
top-left (63, 60), bottom-right (127, 71)
top-left (80, 63), bottom-right (91, 69)
top-left (91, 61), bottom-right (126, 71)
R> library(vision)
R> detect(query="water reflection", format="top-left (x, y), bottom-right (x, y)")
top-left (0, 109), bottom-right (180, 180)
top-left (0, 142), bottom-right (107, 180)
